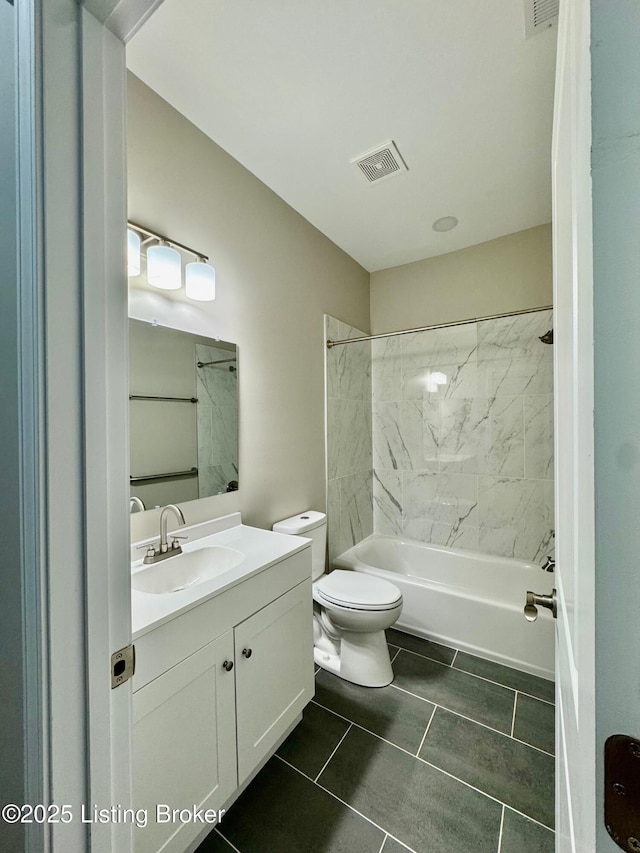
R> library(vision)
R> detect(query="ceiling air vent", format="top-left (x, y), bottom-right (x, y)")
top-left (351, 140), bottom-right (408, 186)
top-left (524, 0), bottom-right (559, 38)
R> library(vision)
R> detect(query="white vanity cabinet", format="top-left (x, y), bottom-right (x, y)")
top-left (235, 580), bottom-right (313, 783)
top-left (131, 543), bottom-right (313, 853)
top-left (132, 631), bottom-right (237, 853)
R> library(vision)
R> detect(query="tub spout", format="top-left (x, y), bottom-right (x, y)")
top-left (541, 556), bottom-right (555, 572)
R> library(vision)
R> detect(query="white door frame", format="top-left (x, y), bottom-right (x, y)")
top-left (7, 3), bottom-right (164, 851)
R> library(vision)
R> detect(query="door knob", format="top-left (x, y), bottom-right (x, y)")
top-left (222, 660), bottom-right (234, 671)
top-left (524, 589), bottom-right (557, 622)
top-left (242, 648), bottom-right (252, 659)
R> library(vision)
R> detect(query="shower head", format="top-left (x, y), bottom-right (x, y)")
top-left (539, 330), bottom-right (554, 345)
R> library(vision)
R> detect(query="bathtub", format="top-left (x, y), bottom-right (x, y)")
top-left (333, 534), bottom-right (555, 681)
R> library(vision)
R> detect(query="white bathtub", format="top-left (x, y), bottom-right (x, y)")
top-left (333, 534), bottom-right (555, 681)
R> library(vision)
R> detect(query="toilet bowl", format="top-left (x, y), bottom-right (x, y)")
top-left (272, 511), bottom-right (403, 687)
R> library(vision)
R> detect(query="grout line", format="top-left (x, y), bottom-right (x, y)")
top-left (214, 827), bottom-right (243, 853)
top-left (511, 693), bottom-right (518, 738)
top-left (451, 649), bottom-right (459, 666)
top-left (390, 681), bottom-right (514, 732)
top-left (497, 805), bottom-right (505, 853)
top-left (277, 754), bottom-right (419, 853)
top-left (377, 834), bottom-right (388, 853)
top-left (390, 647), bottom-right (401, 663)
top-left (312, 691), bottom-right (554, 812)
top-left (315, 666), bottom-right (321, 675)
top-left (416, 705), bottom-right (437, 756)
top-left (396, 645), bottom-right (555, 706)
top-left (311, 702), bottom-right (517, 812)
top-left (390, 632), bottom-right (457, 663)
top-left (388, 685), bottom-right (555, 757)
top-left (314, 723), bottom-right (352, 783)
top-left (503, 805), bottom-right (555, 833)
top-left (511, 736), bottom-right (554, 758)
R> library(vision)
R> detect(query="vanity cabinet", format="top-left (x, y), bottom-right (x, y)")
top-left (132, 547), bottom-right (313, 853)
top-left (133, 631), bottom-right (237, 853)
top-left (235, 580), bottom-right (313, 784)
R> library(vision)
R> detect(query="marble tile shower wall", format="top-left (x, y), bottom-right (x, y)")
top-left (372, 310), bottom-right (555, 562)
top-left (325, 316), bottom-right (373, 564)
top-left (196, 343), bottom-right (239, 498)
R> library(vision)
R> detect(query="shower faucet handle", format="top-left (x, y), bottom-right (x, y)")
top-left (541, 556), bottom-right (555, 572)
top-left (524, 589), bottom-right (557, 622)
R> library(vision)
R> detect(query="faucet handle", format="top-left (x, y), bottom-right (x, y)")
top-left (541, 556), bottom-right (555, 572)
top-left (136, 541), bottom-right (157, 552)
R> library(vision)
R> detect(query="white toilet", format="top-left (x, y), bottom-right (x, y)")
top-left (272, 511), bottom-right (403, 688)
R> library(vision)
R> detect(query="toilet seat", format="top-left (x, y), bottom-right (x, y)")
top-left (315, 570), bottom-right (402, 611)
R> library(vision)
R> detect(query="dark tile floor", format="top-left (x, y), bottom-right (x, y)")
top-left (198, 629), bottom-right (556, 853)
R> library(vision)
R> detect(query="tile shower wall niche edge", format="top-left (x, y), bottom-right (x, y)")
top-left (325, 315), bottom-right (373, 564)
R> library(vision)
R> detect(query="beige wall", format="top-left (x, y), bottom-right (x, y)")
top-left (369, 224), bottom-right (552, 333)
top-left (127, 74), bottom-right (369, 540)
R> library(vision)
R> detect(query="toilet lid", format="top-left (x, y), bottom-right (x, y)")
top-left (315, 570), bottom-right (402, 611)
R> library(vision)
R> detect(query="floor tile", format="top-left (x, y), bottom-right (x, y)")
top-left (453, 652), bottom-right (555, 703)
top-left (277, 701), bottom-right (350, 778)
top-left (219, 756), bottom-right (384, 853)
top-left (392, 649), bottom-right (515, 733)
top-left (386, 628), bottom-right (456, 665)
top-left (387, 643), bottom-right (400, 659)
top-left (381, 836), bottom-right (412, 853)
top-left (501, 808), bottom-right (555, 853)
top-left (197, 829), bottom-right (239, 852)
top-left (314, 669), bottom-right (435, 753)
top-left (318, 726), bottom-right (502, 853)
top-left (420, 708), bottom-right (554, 829)
top-left (513, 693), bottom-right (555, 754)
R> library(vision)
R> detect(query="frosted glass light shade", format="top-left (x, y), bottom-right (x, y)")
top-left (127, 229), bottom-right (141, 276)
top-left (185, 261), bottom-right (216, 302)
top-left (147, 244), bottom-right (181, 290)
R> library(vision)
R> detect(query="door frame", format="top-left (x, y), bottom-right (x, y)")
top-left (8, 3), bottom-right (163, 851)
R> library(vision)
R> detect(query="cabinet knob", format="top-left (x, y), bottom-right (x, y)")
top-left (222, 660), bottom-right (234, 671)
top-left (242, 648), bottom-right (253, 659)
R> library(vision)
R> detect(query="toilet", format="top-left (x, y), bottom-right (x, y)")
top-left (272, 511), bottom-right (403, 687)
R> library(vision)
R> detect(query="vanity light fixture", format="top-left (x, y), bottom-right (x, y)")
top-left (127, 229), bottom-right (141, 276)
top-left (185, 259), bottom-right (216, 302)
top-left (127, 221), bottom-right (215, 301)
top-left (147, 243), bottom-right (182, 291)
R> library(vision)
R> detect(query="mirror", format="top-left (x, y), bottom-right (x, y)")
top-left (129, 319), bottom-right (238, 509)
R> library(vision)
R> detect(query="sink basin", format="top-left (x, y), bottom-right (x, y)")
top-left (132, 546), bottom-right (245, 594)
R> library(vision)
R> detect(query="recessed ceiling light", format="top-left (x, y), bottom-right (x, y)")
top-left (432, 216), bottom-right (459, 233)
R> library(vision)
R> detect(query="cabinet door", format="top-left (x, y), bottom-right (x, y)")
top-left (133, 631), bottom-right (236, 853)
top-left (235, 580), bottom-right (314, 783)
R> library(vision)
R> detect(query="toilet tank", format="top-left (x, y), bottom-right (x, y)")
top-left (272, 511), bottom-right (326, 582)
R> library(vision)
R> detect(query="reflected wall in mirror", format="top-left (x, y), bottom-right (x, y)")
top-left (129, 319), bottom-right (238, 509)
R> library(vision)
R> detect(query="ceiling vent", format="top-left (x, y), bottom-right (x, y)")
top-left (351, 140), bottom-right (408, 185)
top-left (524, 0), bottom-right (559, 38)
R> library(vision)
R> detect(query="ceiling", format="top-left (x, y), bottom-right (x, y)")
top-left (127, 0), bottom-right (557, 272)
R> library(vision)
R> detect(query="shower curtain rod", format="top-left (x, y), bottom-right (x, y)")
top-left (326, 304), bottom-right (553, 348)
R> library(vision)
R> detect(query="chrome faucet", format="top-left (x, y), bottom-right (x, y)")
top-left (541, 556), bottom-right (555, 572)
top-left (142, 504), bottom-right (187, 565)
top-left (130, 496), bottom-right (146, 513)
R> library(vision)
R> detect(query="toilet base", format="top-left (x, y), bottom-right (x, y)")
top-left (314, 629), bottom-right (394, 688)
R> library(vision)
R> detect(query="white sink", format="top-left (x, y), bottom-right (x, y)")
top-left (132, 546), bottom-right (245, 595)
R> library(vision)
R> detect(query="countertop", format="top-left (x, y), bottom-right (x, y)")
top-left (131, 513), bottom-right (310, 639)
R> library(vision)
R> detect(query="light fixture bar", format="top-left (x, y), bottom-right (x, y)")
top-left (128, 220), bottom-right (208, 262)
